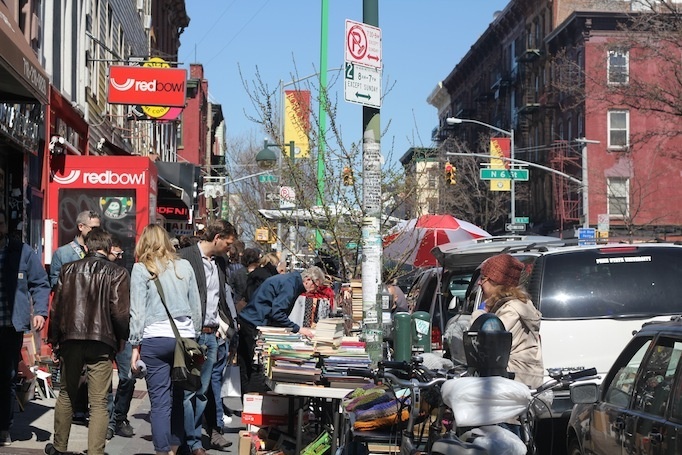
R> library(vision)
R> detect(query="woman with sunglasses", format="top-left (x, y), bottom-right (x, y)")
top-left (472, 253), bottom-right (543, 388)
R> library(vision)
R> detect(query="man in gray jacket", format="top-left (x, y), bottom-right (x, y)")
top-left (45, 228), bottom-right (130, 455)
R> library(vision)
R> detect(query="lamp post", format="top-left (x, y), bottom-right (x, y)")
top-left (446, 117), bottom-right (516, 223)
top-left (256, 140), bottom-right (296, 257)
top-left (575, 138), bottom-right (600, 229)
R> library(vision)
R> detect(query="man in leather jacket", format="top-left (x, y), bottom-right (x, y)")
top-left (46, 228), bottom-right (130, 455)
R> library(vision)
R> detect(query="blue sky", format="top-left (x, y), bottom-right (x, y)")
top-left (179, 1), bottom-right (510, 163)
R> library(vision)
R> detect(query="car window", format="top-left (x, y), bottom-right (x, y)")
top-left (539, 248), bottom-right (682, 319)
top-left (631, 337), bottom-right (682, 417)
top-left (604, 337), bottom-right (652, 408)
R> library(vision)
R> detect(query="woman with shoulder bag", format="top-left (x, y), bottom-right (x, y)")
top-left (129, 225), bottom-right (202, 455)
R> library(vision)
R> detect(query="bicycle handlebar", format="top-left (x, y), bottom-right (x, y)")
top-left (346, 367), bottom-right (447, 390)
top-left (534, 367), bottom-right (598, 394)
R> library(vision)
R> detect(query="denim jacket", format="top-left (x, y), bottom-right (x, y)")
top-left (128, 259), bottom-right (202, 346)
top-left (49, 238), bottom-right (84, 288)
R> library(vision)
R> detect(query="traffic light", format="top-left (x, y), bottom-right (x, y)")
top-left (342, 167), bottom-right (354, 186)
top-left (444, 161), bottom-right (456, 185)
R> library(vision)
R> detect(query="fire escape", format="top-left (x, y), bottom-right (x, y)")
top-left (549, 140), bottom-right (581, 232)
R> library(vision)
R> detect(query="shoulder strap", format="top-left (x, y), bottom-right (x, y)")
top-left (70, 240), bottom-right (85, 259)
top-left (150, 273), bottom-right (182, 340)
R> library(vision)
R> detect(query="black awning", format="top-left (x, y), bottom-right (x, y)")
top-left (155, 162), bottom-right (197, 209)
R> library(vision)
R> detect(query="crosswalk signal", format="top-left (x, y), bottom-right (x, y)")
top-left (342, 167), bottom-right (354, 186)
top-left (444, 161), bottom-right (456, 185)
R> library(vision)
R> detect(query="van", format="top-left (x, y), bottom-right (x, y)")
top-left (444, 242), bottom-right (682, 417)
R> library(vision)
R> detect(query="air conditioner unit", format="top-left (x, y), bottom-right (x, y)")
top-left (143, 14), bottom-right (151, 29)
top-left (137, 0), bottom-right (144, 11)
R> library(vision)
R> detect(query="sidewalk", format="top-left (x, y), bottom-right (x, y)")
top-left (0, 373), bottom-right (245, 455)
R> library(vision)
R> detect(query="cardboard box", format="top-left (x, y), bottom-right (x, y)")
top-left (239, 430), bottom-right (254, 455)
top-left (242, 393), bottom-right (290, 426)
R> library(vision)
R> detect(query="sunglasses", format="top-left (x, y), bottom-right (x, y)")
top-left (112, 251), bottom-right (124, 258)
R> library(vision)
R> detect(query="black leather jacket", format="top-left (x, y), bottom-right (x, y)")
top-left (48, 253), bottom-right (130, 354)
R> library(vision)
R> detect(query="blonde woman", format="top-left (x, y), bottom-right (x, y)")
top-left (129, 225), bottom-right (201, 455)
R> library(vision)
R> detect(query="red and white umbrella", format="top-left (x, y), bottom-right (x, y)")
top-left (383, 214), bottom-right (490, 267)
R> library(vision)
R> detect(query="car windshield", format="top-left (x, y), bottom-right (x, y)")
top-left (540, 247), bottom-right (682, 319)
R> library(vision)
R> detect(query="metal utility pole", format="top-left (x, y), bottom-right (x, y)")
top-left (315, 0), bottom-right (329, 250)
top-left (361, 0), bottom-right (383, 365)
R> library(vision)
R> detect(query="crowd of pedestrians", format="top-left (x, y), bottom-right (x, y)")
top-left (0, 209), bottom-right (339, 455)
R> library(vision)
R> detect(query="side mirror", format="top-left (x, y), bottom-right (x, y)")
top-left (570, 382), bottom-right (599, 404)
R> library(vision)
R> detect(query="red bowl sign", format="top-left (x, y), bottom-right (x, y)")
top-left (107, 66), bottom-right (187, 107)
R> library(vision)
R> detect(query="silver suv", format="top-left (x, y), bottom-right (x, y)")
top-left (442, 241), bottom-right (682, 417)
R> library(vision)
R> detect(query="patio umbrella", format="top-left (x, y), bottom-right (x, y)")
top-left (383, 214), bottom-right (490, 267)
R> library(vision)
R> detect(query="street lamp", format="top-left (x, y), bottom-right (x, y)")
top-left (255, 139), bottom-right (296, 255)
top-left (446, 117), bottom-right (517, 223)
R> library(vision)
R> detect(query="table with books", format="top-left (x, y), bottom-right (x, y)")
top-left (256, 319), bottom-right (372, 454)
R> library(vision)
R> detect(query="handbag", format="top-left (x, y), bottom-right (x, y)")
top-left (151, 276), bottom-right (206, 392)
top-left (220, 356), bottom-right (242, 398)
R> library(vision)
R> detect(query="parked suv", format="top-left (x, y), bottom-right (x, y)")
top-left (567, 318), bottom-right (682, 454)
top-left (406, 235), bottom-right (564, 352)
top-left (443, 242), bottom-right (682, 417)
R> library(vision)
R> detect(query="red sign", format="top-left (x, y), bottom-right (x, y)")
top-left (107, 66), bottom-right (187, 107)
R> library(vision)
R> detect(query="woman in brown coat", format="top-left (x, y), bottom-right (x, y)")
top-left (471, 253), bottom-right (544, 388)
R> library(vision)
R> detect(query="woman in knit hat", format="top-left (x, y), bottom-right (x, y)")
top-left (471, 253), bottom-right (544, 388)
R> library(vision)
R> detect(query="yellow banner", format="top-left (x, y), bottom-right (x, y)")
top-left (284, 90), bottom-right (311, 158)
top-left (489, 138), bottom-right (511, 192)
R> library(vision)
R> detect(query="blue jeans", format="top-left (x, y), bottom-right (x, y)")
top-left (141, 337), bottom-right (184, 452)
top-left (183, 332), bottom-right (217, 450)
top-left (206, 340), bottom-right (228, 429)
top-left (0, 329), bottom-right (24, 431)
top-left (107, 342), bottom-right (135, 430)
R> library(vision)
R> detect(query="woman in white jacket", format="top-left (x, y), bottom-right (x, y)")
top-left (471, 253), bottom-right (544, 389)
top-left (129, 224), bottom-right (202, 455)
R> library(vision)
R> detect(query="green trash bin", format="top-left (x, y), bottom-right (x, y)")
top-left (412, 311), bottom-right (432, 354)
top-left (393, 312), bottom-right (412, 362)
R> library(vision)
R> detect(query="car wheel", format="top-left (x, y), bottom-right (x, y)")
top-left (567, 437), bottom-right (583, 455)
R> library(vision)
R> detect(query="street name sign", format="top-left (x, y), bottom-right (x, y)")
top-left (345, 19), bottom-right (381, 68)
top-left (514, 217), bottom-right (530, 224)
top-left (344, 62), bottom-right (381, 108)
top-left (505, 223), bottom-right (526, 232)
top-left (480, 169), bottom-right (529, 180)
top-left (258, 174), bottom-right (279, 183)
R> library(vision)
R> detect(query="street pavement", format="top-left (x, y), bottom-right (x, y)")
top-left (0, 373), bottom-right (245, 455)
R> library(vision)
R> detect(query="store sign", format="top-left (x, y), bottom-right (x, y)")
top-left (157, 205), bottom-right (189, 218)
top-left (107, 66), bottom-right (187, 107)
top-left (52, 169), bottom-right (146, 186)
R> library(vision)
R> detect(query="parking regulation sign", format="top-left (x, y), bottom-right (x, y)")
top-left (344, 62), bottom-right (381, 108)
top-left (345, 19), bottom-right (381, 68)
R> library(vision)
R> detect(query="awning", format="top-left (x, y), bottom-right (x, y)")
top-left (158, 175), bottom-right (191, 208)
top-left (0, 2), bottom-right (49, 104)
top-left (155, 162), bottom-right (197, 209)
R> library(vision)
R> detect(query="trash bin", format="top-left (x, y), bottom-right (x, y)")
top-left (412, 311), bottom-right (431, 354)
top-left (393, 312), bottom-right (412, 362)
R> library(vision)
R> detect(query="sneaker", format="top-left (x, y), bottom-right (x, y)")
top-left (222, 414), bottom-right (233, 427)
top-left (115, 419), bottom-right (134, 437)
top-left (44, 443), bottom-right (66, 455)
top-left (72, 412), bottom-right (88, 426)
top-left (0, 431), bottom-right (10, 446)
top-left (210, 429), bottom-right (233, 451)
top-left (106, 427), bottom-right (114, 440)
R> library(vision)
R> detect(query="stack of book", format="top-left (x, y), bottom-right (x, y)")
top-left (257, 326), bottom-right (321, 384)
top-left (312, 317), bottom-right (345, 349)
top-left (319, 338), bottom-right (372, 388)
top-left (350, 280), bottom-right (363, 324)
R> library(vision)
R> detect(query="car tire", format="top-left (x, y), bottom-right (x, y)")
top-left (567, 437), bottom-right (583, 455)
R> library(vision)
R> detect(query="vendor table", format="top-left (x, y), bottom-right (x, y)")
top-left (266, 379), bottom-right (353, 454)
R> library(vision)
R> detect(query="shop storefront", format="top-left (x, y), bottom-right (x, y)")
top-left (156, 161), bottom-right (198, 237)
top-left (0, 1), bottom-right (50, 249)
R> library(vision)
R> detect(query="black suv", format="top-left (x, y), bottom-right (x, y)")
top-left (568, 318), bottom-right (682, 455)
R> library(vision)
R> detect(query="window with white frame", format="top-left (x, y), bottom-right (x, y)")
top-left (608, 110), bottom-right (629, 149)
top-left (608, 49), bottom-right (629, 84)
top-left (607, 177), bottom-right (629, 218)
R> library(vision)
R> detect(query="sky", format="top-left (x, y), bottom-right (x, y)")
top-left (179, 0), bottom-right (511, 165)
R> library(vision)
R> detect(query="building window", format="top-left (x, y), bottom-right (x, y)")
top-left (607, 177), bottom-right (629, 218)
top-left (608, 49), bottom-right (629, 84)
top-left (608, 110), bottom-right (629, 149)
top-left (427, 169), bottom-right (438, 189)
